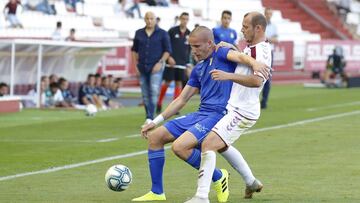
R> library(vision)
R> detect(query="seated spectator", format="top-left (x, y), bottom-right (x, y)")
top-left (3, 0), bottom-right (23, 28)
top-left (78, 74), bottom-right (105, 108)
top-left (25, 0), bottom-right (56, 15)
top-left (110, 77), bottom-right (122, 98)
top-left (324, 48), bottom-right (348, 87)
top-left (65, 28), bottom-right (76, 41)
top-left (126, 0), bottom-right (141, 18)
top-left (52, 21), bottom-right (63, 40)
top-left (45, 82), bottom-right (70, 107)
top-left (145, 0), bottom-right (157, 6)
top-left (0, 82), bottom-right (9, 97)
top-left (64, 0), bottom-right (84, 14)
top-left (156, 0), bottom-right (169, 7)
top-left (98, 76), bottom-right (120, 109)
top-left (49, 74), bottom-right (59, 84)
top-left (26, 76), bottom-right (48, 107)
top-left (114, 0), bottom-right (126, 15)
top-left (58, 77), bottom-right (75, 107)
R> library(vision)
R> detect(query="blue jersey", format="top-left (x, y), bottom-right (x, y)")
top-left (78, 84), bottom-right (97, 104)
top-left (187, 47), bottom-right (237, 114)
top-left (213, 26), bottom-right (237, 45)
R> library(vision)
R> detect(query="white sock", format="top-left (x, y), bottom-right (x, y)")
top-left (195, 151), bottom-right (216, 199)
top-left (220, 145), bottom-right (255, 186)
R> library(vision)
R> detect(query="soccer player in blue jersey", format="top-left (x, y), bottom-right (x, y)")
top-left (132, 26), bottom-right (269, 202)
top-left (213, 10), bottom-right (238, 45)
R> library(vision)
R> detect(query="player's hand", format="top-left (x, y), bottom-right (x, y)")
top-left (209, 69), bottom-right (231, 81)
top-left (141, 122), bottom-right (156, 139)
top-left (152, 62), bottom-right (163, 73)
top-left (216, 41), bottom-right (237, 51)
top-left (167, 57), bottom-right (176, 67)
top-left (252, 60), bottom-right (271, 80)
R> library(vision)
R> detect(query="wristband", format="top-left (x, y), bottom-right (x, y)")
top-left (152, 114), bottom-right (164, 125)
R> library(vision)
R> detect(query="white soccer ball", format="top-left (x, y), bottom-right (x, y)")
top-left (85, 104), bottom-right (97, 116)
top-left (105, 164), bottom-right (133, 192)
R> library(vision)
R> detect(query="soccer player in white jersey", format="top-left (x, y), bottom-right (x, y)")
top-left (185, 11), bottom-right (272, 203)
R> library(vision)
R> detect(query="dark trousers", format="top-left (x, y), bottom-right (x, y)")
top-left (261, 79), bottom-right (271, 109)
top-left (261, 51), bottom-right (273, 109)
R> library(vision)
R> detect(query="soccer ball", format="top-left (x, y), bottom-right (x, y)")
top-left (105, 165), bottom-right (132, 192)
top-left (85, 104), bottom-right (97, 116)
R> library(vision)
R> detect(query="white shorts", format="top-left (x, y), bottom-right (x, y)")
top-left (212, 110), bottom-right (257, 146)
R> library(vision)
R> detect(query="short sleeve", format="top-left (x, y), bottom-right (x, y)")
top-left (131, 31), bottom-right (139, 52)
top-left (216, 47), bottom-right (231, 62)
top-left (162, 30), bottom-right (172, 54)
top-left (186, 66), bottom-right (200, 88)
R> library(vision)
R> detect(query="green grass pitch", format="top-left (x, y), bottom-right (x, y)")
top-left (0, 85), bottom-right (360, 203)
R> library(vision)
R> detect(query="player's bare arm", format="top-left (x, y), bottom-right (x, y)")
top-left (141, 85), bottom-right (198, 138)
top-left (210, 69), bottom-right (263, 87)
top-left (131, 51), bottom-right (140, 75)
top-left (152, 52), bottom-right (170, 73)
top-left (226, 50), bottom-right (270, 79)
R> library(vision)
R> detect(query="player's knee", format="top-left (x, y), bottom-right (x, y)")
top-left (148, 127), bottom-right (173, 148)
top-left (171, 141), bottom-right (186, 158)
top-left (201, 139), bottom-right (212, 152)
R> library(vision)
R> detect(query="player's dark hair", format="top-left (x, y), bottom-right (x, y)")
top-left (50, 82), bottom-right (59, 89)
top-left (0, 82), bottom-right (8, 88)
top-left (180, 12), bottom-right (189, 17)
top-left (58, 77), bottom-right (67, 84)
top-left (222, 10), bottom-right (232, 17)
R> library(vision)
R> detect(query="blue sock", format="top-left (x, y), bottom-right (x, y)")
top-left (148, 149), bottom-right (165, 194)
top-left (186, 149), bottom-right (223, 182)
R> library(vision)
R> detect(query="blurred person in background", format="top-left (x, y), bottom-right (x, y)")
top-left (110, 77), bottom-right (122, 98)
top-left (52, 21), bottom-right (63, 40)
top-left (99, 76), bottom-right (119, 109)
top-left (59, 77), bottom-right (76, 107)
top-left (25, 0), bottom-right (56, 15)
top-left (114, 0), bottom-right (126, 15)
top-left (78, 74), bottom-right (104, 109)
top-left (45, 82), bottom-right (70, 108)
top-left (65, 28), bottom-right (76, 41)
top-left (3, 0), bottom-right (23, 28)
top-left (262, 7), bottom-right (277, 109)
top-left (126, 0), bottom-right (141, 18)
top-left (0, 82), bottom-right (9, 97)
top-left (157, 12), bottom-right (191, 114)
top-left (324, 48), bottom-right (348, 87)
top-left (132, 11), bottom-right (171, 126)
top-left (213, 10), bottom-right (237, 45)
top-left (26, 76), bottom-right (48, 107)
top-left (49, 74), bottom-right (59, 84)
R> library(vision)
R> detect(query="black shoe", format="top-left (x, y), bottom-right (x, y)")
top-left (156, 104), bottom-right (162, 114)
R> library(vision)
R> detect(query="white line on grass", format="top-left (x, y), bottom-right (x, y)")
top-left (126, 134), bottom-right (141, 138)
top-left (96, 138), bottom-right (119, 143)
top-left (0, 147), bottom-right (168, 182)
top-left (1, 110), bottom-right (359, 182)
top-left (306, 101), bottom-right (360, 112)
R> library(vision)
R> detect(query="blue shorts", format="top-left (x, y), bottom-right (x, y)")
top-left (164, 111), bottom-right (225, 143)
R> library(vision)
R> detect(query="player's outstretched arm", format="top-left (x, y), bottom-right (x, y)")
top-left (210, 69), bottom-right (263, 87)
top-left (226, 50), bottom-right (270, 79)
top-left (160, 85), bottom-right (198, 119)
top-left (141, 85), bottom-right (198, 138)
